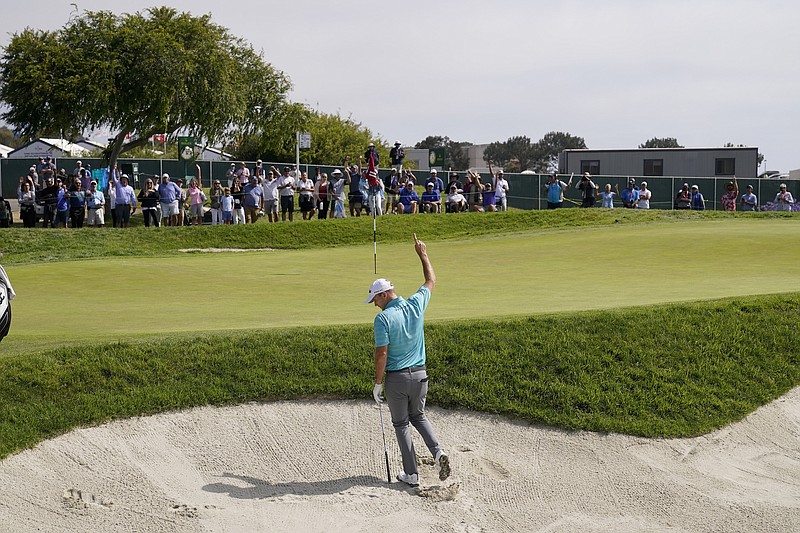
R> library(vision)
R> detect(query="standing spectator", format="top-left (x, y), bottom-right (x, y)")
top-left (111, 174), bottom-right (137, 228)
top-left (346, 156), bottom-right (363, 217)
top-left (72, 160), bottom-right (85, 181)
top-left (600, 183), bottom-right (619, 208)
top-left (17, 177), bottom-right (37, 227)
top-left (175, 178), bottom-right (187, 226)
top-left (690, 185), bottom-right (706, 210)
top-left (187, 174), bottom-right (207, 226)
top-left (389, 141), bottom-right (404, 171)
top-left (55, 179), bottom-right (69, 228)
top-left (221, 187), bottom-right (234, 224)
top-left (85, 180), bottom-right (106, 228)
top-left (481, 182), bottom-right (496, 212)
top-left (27, 166), bottom-right (40, 190)
top-left (79, 168), bottom-right (92, 191)
top-left (297, 171), bottom-right (315, 220)
top-left (67, 176), bottom-right (86, 228)
top-left (397, 181), bottom-right (419, 214)
top-left (329, 168), bottom-right (347, 218)
top-left (637, 181), bottom-right (652, 209)
top-left (774, 183), bottom-right (795, 211)
top-left (40, 156), bottom-right (55, 184)
top-left (235, 161), bottom-right (251, 184)
top-left (421, 183), bottom-right (441, 213)
top-left (253, 159), bottom-right (265, 182)
top-left (262, 170), bottom-right (279, 223)
top-left (545, 173), bottom-right (572, 209)
top-left (425, 169), bottom-right (444, 195)
top-left (674, 183), bottom-right (691, 210)
top-left (739, 184), bottom-right (758, 211)
top-left (364, 142), bottom-right (379, 168)
top-left (576, 172), bottom-right (598, 208)
top-left (230, 176), bottom-right (246, 225)
top-left (384, 169), bottom-right (400, 214)
top-left (39, 176), bottom-right (60, 227)
top-left (243, 175), bottom-right (263, 224)
top-left (720, 177), bottom-right (739, 211)
top-left (489, 160), bottom-right (509, 211)
top-left (138, 178), bottom-right (160, 227)
top-left (315, 170), bottom-right (330, 220)
top-left (446, 173), bottom-right (461, 194)
top-left (158, 173), bottom-right (182, 227)
top-left (208, 179), bottom-right (224, 225)
top-left (464, 172), bottom-right (482, 212)
top-left (0, 197), bottom-right (12, 227)
top-left (225, 163), bottom-right (237, 187)
top-left (620, 178), bottom-right (639, 209)
top-left (445, 186), bottom-right (467, 213)
top-left (277, 165), bottom-right (295, 222)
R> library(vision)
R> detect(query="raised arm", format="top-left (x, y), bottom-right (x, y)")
top-left (413, 233), bottom-right (435, 292)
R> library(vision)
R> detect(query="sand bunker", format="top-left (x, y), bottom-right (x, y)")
top-left (2, 391), bottom-right (800, 532)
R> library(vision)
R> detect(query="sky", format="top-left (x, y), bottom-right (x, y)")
top-left (1, 1), bottom-right (798, 172)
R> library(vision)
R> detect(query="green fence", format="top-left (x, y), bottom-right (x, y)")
top-left (1, 157), bottom-right (796, 211)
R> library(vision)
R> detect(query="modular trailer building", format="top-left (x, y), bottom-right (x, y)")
top-left (559, 147), bottom-right (759, 179)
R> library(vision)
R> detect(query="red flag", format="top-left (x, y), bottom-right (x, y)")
top-left (366, 151), bottom-right (378, 188)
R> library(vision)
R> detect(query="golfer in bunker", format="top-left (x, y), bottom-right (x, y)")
top-left (366, 233), bottom-right (451, 486)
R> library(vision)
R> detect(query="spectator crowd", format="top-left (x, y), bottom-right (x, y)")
top-left (0, 150), bottom-right (797, 229)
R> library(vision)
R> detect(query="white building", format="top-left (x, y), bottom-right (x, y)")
top-left (0, 143), bottom-right (13, 158)
top-left (7, 138), bottom-right (90, 158)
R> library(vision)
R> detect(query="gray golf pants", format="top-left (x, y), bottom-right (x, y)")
top-left (385, 367), bottom-right (444, 476)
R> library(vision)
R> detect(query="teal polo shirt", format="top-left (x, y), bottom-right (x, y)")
top-left (374, 285), bottom-right (430, 371)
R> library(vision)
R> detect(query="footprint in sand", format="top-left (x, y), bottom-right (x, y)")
top-left (62, 488), bottom-right (113, 510)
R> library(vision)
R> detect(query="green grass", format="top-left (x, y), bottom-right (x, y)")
top-left (1, 293), bottom-right (799, 458)
top-left (1, 210), bottom-right (799, 459)
top-left (1, 208), bottom-right (795, 265)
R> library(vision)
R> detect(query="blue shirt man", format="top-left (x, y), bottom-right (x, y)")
top-left (398, 183), bottom-right (419, 214)
top-left (620, 183), bottom-right (640, 208)
top-left (367, 234), bottom-right (450, 487)
top-left (158, 175), bottom-right (181, 203)
top-left (421, 186), bottom-right (441, 213)
top-left (425, 172), bottom-right (444, 194)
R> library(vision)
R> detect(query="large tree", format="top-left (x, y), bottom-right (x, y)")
top-left (414, 135), bottom-right (471, 171)
top-left (0, 7), bottom-right (290, 170)
top-left (533, 131), bottom-right (587, 172)
top-left (482, 135), bottom-right (539, 172)
top-left (639, 137), bottom-right (683, 148)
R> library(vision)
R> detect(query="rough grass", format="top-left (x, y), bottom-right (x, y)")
top-left (1, 293), bottom-right (799, 458)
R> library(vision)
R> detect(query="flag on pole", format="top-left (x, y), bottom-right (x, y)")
top-left (366, 150), bottom-right (379, 188)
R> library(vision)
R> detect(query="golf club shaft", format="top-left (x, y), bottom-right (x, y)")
top-left (378, 402), bottom-right (391, 483)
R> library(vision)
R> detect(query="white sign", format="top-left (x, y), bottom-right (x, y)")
top-left (299, 132), bottom-right (311, 149)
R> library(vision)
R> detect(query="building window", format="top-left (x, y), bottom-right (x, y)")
top-left (643, 159), bottom-right (663, 176)
top-left (580, 160), bottom-right (600, 175)
top-left (715, 158), bottom-right (735, 175)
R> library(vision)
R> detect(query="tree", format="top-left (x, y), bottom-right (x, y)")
top-left (0, 126), bottom-right (22, 148)
top-left (724, 142), bottom-right (764, 166)
top-left (414, 135), bottom-right (472, 171)
top-left (0, 7), bottom-right (291, 171)
top-left (533, 131), bottom-right (587, 172)
top-left (483, 135), bottom-right (538, 172)
top-left (639, 137), bottom-right (683, 148)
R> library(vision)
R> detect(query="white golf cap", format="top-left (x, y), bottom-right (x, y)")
top-left (162, 173), bottom-right (170, 179)
top-left (430, 169), bottom-right (437, 174)
top-left (121, 174), bottom-right (129, 180)
top-left (331, 169), bottom-right (342, 176)
top-left (365, 278), bottom-right (394, 304)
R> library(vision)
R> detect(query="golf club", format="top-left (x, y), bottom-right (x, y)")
top-left (378, 401), bottom-right (391, 484)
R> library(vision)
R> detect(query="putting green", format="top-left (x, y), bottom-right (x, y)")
top-left (4, 218), bottom-right (799, 354)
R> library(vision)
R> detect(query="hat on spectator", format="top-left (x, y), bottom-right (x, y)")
top-left (332, 169), bottom-right (342, 176)
top-left (364, 278), bottom-right (394, 304)
top-left (368, 142), bottom-right (375, 147)
top-left (121, 174), bottom-right (129, 180)
top-left (162, 173), bottom-right (170, 179)
top-left (77, 160), bottom-right (82, 165)
top-left (430, 169), bottom-right (437, 174)
top-left (394, 141), bottom-right (401, 146)
top-left (256, 159), bottom-right (262, 164)
top-left (691, 184), bottom-right (699, 190)
top-left (230, 163), bottom-right (235, 167)
top-left (90, 180), bottom-right (97, 185)
top-left (640, 181), bottom-right (647, 187)
top-left (746, 184), bottom-right (753, 189)
top-left (29, 166), bottom-right (35, 171)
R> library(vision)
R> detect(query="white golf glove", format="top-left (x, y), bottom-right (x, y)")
top-left (373, 383), bottom-right (383, 404)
